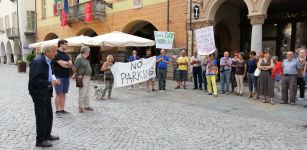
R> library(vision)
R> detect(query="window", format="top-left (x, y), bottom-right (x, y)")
top-left (12, 12), bottom-right (17, 28)
top-left (133, 0), bottom-right (142, 9)
top-left (42, 0), bottom-right (46, 19)
top-left (5, 15), bottom-right (10, 29)
top-left (0, 18), bottom-right (4, 33)
top-left (27, 11), bottom-right (36, 31)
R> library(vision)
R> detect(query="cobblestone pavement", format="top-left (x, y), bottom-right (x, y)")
top-left (0, 64), bottom-right (307, 150)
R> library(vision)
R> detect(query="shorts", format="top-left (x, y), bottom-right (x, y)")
top-left (179, 70), bottom-right (188, 82)
top-left (54, 77), bottom-right (70, 94)
top-left (174, 69), bottom-right (180, 81)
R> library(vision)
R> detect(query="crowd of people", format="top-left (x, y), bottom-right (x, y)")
top-left (28, 39), bottom-right (306, 147)
top-left (127, 48), bottom-right (306, 107)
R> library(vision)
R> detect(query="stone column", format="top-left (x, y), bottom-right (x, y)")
top-left (249, 15), bottom-right (266, 52)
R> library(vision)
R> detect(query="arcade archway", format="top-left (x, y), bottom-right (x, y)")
top-left (6, 41), bottom-right (14, 64)
top-left (44, 33), bottom-right (59, 40)
top-left (123, 20), bottom-right (158, 57)
top-left (0, 42), bottom-right (6, 63)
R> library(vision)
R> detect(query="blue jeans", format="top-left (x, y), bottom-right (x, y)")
top-left (220, 70), bottom-right (231, 93)
top-left (247, 73), bottom-right (255, 93)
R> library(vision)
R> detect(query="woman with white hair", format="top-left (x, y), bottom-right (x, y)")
top-left (72, 46), bottom-right (94, 113)
top-left (100, 55), bottom-right (114, 100)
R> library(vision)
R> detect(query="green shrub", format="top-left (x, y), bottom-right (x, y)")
top-left (26, 54), bottom-right (36, 63)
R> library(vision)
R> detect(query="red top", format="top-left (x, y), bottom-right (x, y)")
top-left (272, 61), bottom-right (283, 78)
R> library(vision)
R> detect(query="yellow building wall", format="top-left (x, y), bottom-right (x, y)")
top-left (36, 0), bottom-right (187, 48)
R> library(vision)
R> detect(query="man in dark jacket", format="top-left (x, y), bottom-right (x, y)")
top-left (28, 44), bottom-right (60, 147)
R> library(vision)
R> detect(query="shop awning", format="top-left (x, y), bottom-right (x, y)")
top-left (83, 31), bottom-right (155, 47)
top-left (29, 35), bottom-right (92, 48)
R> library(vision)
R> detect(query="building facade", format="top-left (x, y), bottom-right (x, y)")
top-left (36, 0), bottom-right (187, 63)
top-left (188, 0), bottom-right (307, 58)
top-left (0, 0), bottom-right (36, 64)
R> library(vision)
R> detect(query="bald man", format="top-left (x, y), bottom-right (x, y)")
top-left (28, 44), bottom-right (60, 147)
top-left (281, 51), bottom-right (300, 105)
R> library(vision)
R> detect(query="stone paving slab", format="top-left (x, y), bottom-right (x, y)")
top-left (0, 64), bottom-right (307, 150)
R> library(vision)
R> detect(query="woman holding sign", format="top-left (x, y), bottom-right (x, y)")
top-left (100, 55), bottom-right (114, 100)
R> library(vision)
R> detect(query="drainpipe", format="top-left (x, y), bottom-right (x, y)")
top-left (189, 0), bottom-right (194, 55)
top-left (167, 0), bottom-right (170, 31)
top-left (16, 0), bottom-right (22, 61)
top-left (35, 0), bottom-right (37, 37)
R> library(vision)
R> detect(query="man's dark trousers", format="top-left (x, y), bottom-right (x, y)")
top-left (31, 90), bottom-right (53, 143)
top-left (193, 66), bottom-right (203, 89)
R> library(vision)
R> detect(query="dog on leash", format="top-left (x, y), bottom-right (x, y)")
top-left (94, 85), bottom-right (104, 100)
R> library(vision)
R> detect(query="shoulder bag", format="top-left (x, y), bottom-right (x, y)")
top-left (76, 61), bottom-right (88, 88)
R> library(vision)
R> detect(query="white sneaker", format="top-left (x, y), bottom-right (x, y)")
top-left (298, 97), bottom-right (305, 101)
top-left (139, 86), bottom-right (143, 89)
top-left (128, 87), bottom-right (133, 90)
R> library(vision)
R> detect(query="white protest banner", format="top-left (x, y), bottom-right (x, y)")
top-left (154, 31), bottom-right (174, 49)
top-left (111, 56), bottom-right (156, 88)
top-left (195, 26), bottom-right (216, 55)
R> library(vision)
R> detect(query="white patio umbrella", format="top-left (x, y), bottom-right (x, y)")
top-left (29, 38), bottom-right (59, 48)
top-left (83, 31), bottom-right (155, 47)
top-left (29, 35), bottom-right (92, 48)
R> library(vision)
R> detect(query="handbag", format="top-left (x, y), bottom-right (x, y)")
top-left (76, 61), bottom-right (87, 88)
top-left (275, 73), bottom-right (282, 81)
top-left (254, 68), bottom-right (261, 76)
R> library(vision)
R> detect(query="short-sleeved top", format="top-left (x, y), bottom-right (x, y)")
top-left (191, 56), bottom-right (201, 67)
top-left (219, 57), bottom-right (232, 70)
top-left (52, 50), bottom-right (71, 78)
top-left (282, 58), bottom-right (299, 75)
top-left (177, 56), bottom-right (189, 71)
top-left (247, 58), bottom-right (257, 74)
top-left (298, 58), bottom-right (306, 76)
top-left (272, 61), bottom-right (283, 78)
top-left (235, 60), bottom-right (246, 75)
top-left (206, 59), bottom-right (217, 75)
top-left (129, 55), bottom-right (140, 62)
top-left (201, 58), bottom-right (208, 71)
top-left (74, 54), bottom-right (92, 76)
top-left (156, 55), bottom-right (169, 70)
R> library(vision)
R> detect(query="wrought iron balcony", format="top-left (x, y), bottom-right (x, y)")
top-left (60, 0), bottom-right (113, 25)
top-left (6, 28), bottom-right (19, 39)
top-left (25, 26), bottom-right (36, 35)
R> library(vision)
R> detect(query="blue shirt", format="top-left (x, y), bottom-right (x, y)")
top-left (219, 57), bottom-right (232, 70)
top-left (45, 56), bottom-right (52, 81)
top-left (247, 59), bottom-right (257, 74)
top-left (156, 55), bottom-right (169, 69)
top-left (282, 58), bottom-right (299, 75)
top-left (129, 55), bottom-right (140, 62)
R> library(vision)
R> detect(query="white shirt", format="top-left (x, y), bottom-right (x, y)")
top-left (191, 56), bottom-right (201, 67)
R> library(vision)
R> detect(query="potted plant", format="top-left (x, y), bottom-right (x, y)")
top-left (17, 59), bottom-right (27, 73)
top-left (26, 53), bottom-right (36, 65)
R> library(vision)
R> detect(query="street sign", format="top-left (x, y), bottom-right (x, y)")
top-left (194, 5), bottom-right (200, 20)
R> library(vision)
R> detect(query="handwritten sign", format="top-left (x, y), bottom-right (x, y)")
top-left (111, 56), bottom-right (156, 88)
top-left (154, 31), bottom-right (174, 49)
top-left (195, 26), bottom-right (216, 55)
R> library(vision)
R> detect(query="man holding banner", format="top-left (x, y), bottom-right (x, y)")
top-left (128, 50), bottom-right (143, 90)
top-left (156, 49), bottom-right (170, 91)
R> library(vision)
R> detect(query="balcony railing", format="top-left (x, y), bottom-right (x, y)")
top-left (60, 0), bottom-right (113, 25)
top-left (25, 26), bottom-right (36, 35)
top-left (6, 28), bottom-right (19, 39)
top-left (0, 29), bottom-right (4, 34)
